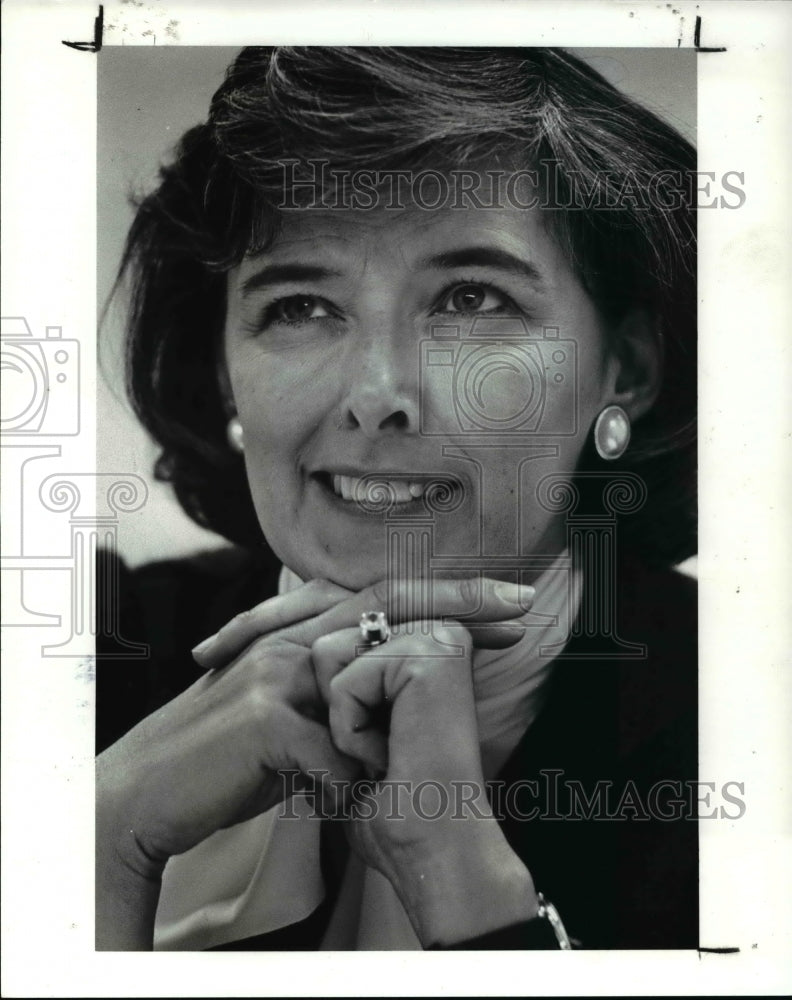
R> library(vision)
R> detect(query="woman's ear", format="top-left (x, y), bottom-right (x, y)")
top-left (216, 353), bottom-right (237, 419)
top-left (604, 307), bottom-right (664, 422)
top-left (217, 359), bottom-right (245, 452)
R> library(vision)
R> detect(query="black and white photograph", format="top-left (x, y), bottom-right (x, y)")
top-left (96, 43), bottom-right (701, 953)
top-left (2, 1), bottom-right (790, 995)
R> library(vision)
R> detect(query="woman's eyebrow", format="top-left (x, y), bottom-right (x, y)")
top-left (418, 247), bottom-right (547, 289)
top-left (239, 263), bottom-right (342, 298)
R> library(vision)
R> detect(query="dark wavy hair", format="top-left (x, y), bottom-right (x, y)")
top-left (115, 46), bottom-right (697, 568)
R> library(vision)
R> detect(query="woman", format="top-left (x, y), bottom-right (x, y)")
top-left (97, 46), bottom-right (697, 951)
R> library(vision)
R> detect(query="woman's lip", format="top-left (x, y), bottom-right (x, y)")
top-left (311, 471), bottom-right (467, 514)
top-left (312, 475), bottom-right (422, 516)
top-left (310, 470), bottom-right (464, 488)
top-left (312, 467), bottom-right (447, 479)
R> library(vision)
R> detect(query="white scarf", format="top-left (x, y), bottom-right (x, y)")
top-left (154, 554), bottom-right (581, 951)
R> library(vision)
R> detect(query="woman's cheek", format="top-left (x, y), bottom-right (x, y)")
top-left (232, 348), bottom-right (330, 435)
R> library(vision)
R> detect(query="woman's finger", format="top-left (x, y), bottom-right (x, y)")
top-left (290, 576), bottom-right (534, 648)
top-left (311, 628), bottom-right (361, 704)
top-left (195, 575), bottom-right (532, 671)
top-left (311, 620), bottom-right (523, 711)
top-left (192, 578), bottom-right (353, 669)
top-left (457, 622), bottom-right (526, 649)
top-left (325, 654), bottom-right (390, 772)
top-left (278, 710), bottom-right (363, 792)
top-left (325, 626), bottom-right (477, 777)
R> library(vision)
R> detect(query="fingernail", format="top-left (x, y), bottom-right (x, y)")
top-left (192, 633), bottom-right (217, 658)
top-left (493, 582), bottom-right (535, 607)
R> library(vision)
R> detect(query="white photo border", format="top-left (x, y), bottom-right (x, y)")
top-left (2, 1), bottom-right (790, 996)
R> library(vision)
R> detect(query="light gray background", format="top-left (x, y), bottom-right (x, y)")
top-left (98, 47), bottom-right (696, 568)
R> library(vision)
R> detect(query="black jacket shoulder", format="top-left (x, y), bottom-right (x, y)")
top-left (96, 545), bottom-right (274, 753)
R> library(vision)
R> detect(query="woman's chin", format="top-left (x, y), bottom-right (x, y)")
top-left (320, 561), bottom-right (391, 593)
top-left (277, 548), bottom-right (390, 593)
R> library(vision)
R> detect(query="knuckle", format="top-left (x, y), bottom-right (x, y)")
top-left (327, 704), bottom-right (351, 744)
top-left (331, 729), bottom-right (355, 759)
top-left (369, 578), bottom-right (389, 608)
top-left (404, 657), bottom-right (431, 683)
top-left (245, 681), bottom-right (275, 726)
top-left (246, 634), bottom-right (273, 667)
top-left (328, 673), bottom-right (346, 701)
top-left (435, 621), bottom-right (471, 651)
top-left (306, 578), bottom-right (336, 601)
top-left (404, 633), bottom-right (439, 657)
top-left (245, 636), bottom-right (291, 682)
top-left (232, 607), bottom-right (255, 629)
top-left (457, 576), bottom-right (480, 610)
top-left (311, 632), bottom-right (334, 658)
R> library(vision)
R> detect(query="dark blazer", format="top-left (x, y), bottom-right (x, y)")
top-left (97, 546), bottom-right (698, 950)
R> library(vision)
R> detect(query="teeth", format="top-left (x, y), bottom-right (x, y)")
top-left (330, 475), bottom-right (429, 503)
top-left (395, 481), bottom-right (414, 503)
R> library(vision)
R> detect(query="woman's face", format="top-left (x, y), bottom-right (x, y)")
top-left (224, 202), bottom-right (620, 589)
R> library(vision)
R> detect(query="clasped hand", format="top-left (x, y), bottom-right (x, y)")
top-left (96, 575), bottom-right (538, 948)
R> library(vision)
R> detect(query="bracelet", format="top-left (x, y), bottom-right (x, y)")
top-left (427, 892), bottom-right (575, 950)
top-left (535, 892), bottom-right (573, 950)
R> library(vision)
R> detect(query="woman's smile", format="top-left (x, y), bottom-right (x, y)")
top-left (224, 203), bottom-right (615, 588)
top-left (311, 468), bottom-right (463, 507)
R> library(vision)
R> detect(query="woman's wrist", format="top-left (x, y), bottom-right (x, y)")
top-left (96, 751), bottom-right (169, 879)
top-left (387, 815), bottom-right (539, 949)
top-left (96, 755), bottom-right (167, 950)
top-left (95, 851), bottom-right (162, 951)
top-left (95, 814), bottom-right (164, 951)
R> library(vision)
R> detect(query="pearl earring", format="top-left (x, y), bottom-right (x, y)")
top-left (594, 405), bottom-right (630, 461)
top-left (227, 416), bottom-right (245, 453)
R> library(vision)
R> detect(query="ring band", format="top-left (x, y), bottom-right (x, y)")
top-left (359, 611), bottom-right (390, 647)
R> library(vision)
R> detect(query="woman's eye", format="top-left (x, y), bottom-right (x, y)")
top-left (436, 283), bottom-right (513, 315)
top-left (267, 295), bottom-right (332, 324)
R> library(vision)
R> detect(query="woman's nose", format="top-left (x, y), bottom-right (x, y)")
top-left (341, 329), bottom-right (420, 439)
